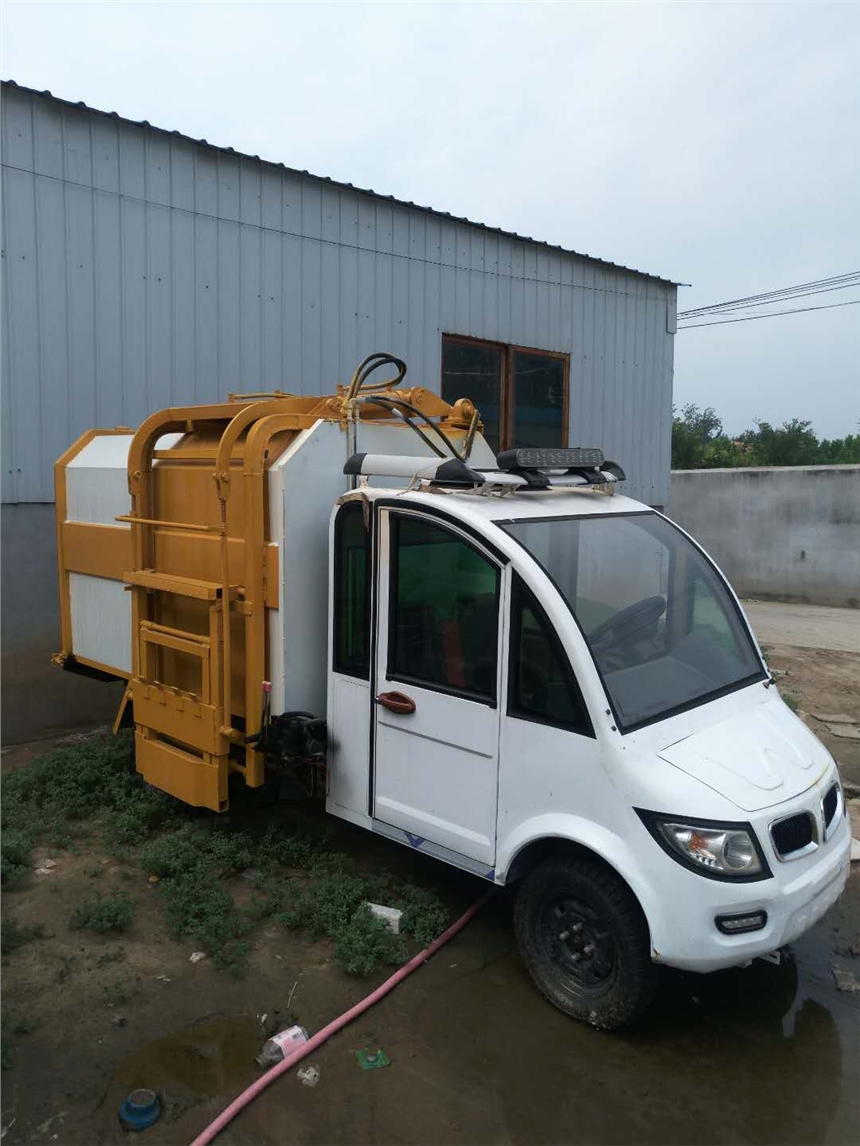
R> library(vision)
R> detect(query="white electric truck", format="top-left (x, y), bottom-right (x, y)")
top-left (54, 354), bottom-right (851, 1028)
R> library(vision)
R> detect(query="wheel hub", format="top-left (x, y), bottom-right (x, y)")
top-left (547, 899), bottom-right (615, 988)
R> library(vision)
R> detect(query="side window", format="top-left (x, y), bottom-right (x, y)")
top-left (334, 502), bottom-right (371, 677)
top-left (508, 574), bottom-right (593, 736)
top-left (390, 515), bottom-right (500, 703)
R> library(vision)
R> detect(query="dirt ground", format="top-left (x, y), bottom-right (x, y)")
top-left (765, 645), bottom-right (860, 791)
top-left (2, 643), bottom-right (860, 1146)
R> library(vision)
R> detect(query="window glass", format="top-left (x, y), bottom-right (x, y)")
top-left (509, 576), bottom-right (592, 734)
top-left (502, 513), bottom-right (764, 730)
top-left (391, 515), bottom-right (499, 701)
top-left (334, 503), bottom-right (370, 677)
top-left (441, 339), bottom-right (502, 453)
top-left (512, 351), bottom-right (565, 448)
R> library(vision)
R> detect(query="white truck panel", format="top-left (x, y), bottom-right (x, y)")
top-left (69, 571), bottom-right (131, 673)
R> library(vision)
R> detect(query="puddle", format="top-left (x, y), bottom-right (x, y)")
top-left (116, 1015), bottom-right (260, 1097)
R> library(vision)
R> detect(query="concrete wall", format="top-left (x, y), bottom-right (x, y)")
top-left (668, 465), bottom-right (860, 608)
top-left (2, 504), bottom-right (123, 742)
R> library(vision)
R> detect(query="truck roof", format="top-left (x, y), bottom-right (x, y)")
top-left (348, 484), bottom-right (652, 528)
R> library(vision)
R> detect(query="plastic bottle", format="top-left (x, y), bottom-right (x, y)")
top-left (256, 1024), bottom-right (309, 1067)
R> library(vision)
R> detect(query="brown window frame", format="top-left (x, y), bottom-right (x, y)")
top-left (441, 334), bottom-right (570, 452)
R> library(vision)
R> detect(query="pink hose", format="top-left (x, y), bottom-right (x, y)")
top-left (190, 890), bottom-right (494, 1146)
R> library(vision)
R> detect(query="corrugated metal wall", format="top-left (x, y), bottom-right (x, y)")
top-left (1, 83), bottom-right (676, 506)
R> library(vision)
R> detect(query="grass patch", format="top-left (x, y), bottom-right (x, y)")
top-left (1, 731), bottom-right (175, 883)
top-left (274, 850), bottom-right (448, 975)
top-left (4, 733), bottom-right (450, 978)
top-left (1, 917), bottom-right (46, 958)
top-left (70, 891), bottom-right (135, 934)
top-left (140, 822), bottom-right (450, 976)
top-left (780, 690), bottom-right (800, 713)
top-left (102, 976), bottom-right (139, 1006)
top-left (332, 904), bottom-right (407, 974)
top-left (141, 825), bottom-right (256, 973)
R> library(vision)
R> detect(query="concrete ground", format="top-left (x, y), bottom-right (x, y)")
top-left (743, 600), bottom-right (860, 654)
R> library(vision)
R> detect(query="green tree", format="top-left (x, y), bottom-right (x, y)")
top-left (671, 404), bottom-right (724, 469)
top-left (673, 407), bottom-right (859, 469)
top-left (817, 434), bottom-right (860, 464)
top-left (738, 419), bottom-right (821, 466)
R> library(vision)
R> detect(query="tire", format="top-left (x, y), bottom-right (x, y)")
top-left (514, 855), bottom-right (657, 1030)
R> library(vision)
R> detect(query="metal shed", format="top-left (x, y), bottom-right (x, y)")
top-left (0, 79), bottom-right (679, 738)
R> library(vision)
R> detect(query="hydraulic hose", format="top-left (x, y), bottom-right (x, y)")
top-left (190, 890), bottom-right (494, 1146)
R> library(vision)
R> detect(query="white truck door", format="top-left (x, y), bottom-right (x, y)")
top-left (372, 507), bottom-right (504, 868)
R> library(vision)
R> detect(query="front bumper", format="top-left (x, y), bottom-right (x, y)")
top-left (647, 805), bottom-right (851, 973)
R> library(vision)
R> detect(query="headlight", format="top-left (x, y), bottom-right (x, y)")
top-left (636, 811), bottom-right (771, 881)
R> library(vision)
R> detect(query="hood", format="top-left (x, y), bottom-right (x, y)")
top-left (657, 697), bottom-right (831, 813)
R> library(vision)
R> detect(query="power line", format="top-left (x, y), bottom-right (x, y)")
top-left (677, 298), bottom-right (860, 329)
top-left (678, 272), bottom-right (860, 318)
top-left (681, 281), bottom-right (860, 316)
top-left (678, 272), bottom-right (860, 317)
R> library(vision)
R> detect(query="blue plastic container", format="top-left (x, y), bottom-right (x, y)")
top-left (118, 1088), bottom-right (162, 1131)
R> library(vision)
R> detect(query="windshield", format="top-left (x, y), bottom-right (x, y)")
top-left (501, 512), bottom-right (765, 730)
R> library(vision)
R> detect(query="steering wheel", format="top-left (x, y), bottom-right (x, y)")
top-left (588, 595), bottom-right (666, 650)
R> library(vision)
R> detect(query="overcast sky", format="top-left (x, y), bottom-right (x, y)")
top-left (2, 0), bottom-right (858, 438)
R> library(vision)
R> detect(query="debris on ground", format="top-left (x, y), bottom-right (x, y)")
top-left (33, 858), bottom-right (57, 875)
top-left (365, 902), bottom-right (403, 934)
top-left (155, 974), bottom-right (172, 983)
top-left (111, 1015), bottom-right (127, 1028)
top-left (810, 712), bottom-right (857, 725)
top-left (189, 951), bottom-right (207, 964)
top-left (256, 1025), bottom-right (309, 1067)
top-left (830, 726), bottom-right (860, 740)
top-left (297, 1064), bottom-right (320, 1087)
top-left (355, 1046), bottom-right (391, 1070)
top-left (832, 967), bottom-right (860, 993)
top-left (118, 1088), bottom-right (162, 1131)
top-left (851, 839), bottom-right (860, 863)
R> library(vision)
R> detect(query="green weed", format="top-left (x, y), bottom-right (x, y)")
top-left (1, 917), bottom-right (45, 958)
top-left (70, 891), bottom-right (135, 933)
top-left (333, 904), bottom-right (407, 975)
top-left (158, 868), bottom-right (252, 973)
top-left (140, 824), bottom-right (254, 880)
top-left (101, 977), bottom-right (138, 1006)
top-left (274, 851), bottom-right (448, 975)
top-left (1, 731), bottom-right (174, 882)
top-left (780, 691), bottom-right (800, 713)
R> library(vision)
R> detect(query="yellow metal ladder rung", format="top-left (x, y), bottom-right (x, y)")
top-left (124, 569), bottom-right (241, 601)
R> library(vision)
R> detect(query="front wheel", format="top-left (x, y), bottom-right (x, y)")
top-left (514, 855), bottom-right (657, 1030)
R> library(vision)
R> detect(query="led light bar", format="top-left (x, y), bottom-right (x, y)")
top-left (496, 447), bottom-right (605, 471)
top-left (715, 911), bottom-right (767, 935)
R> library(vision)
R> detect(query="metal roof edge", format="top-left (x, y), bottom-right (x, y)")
top-left (1, 79), bottom-right (682, 286)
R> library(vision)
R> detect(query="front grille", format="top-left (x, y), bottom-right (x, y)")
top-left (823, 783), bottom-right (839, 830)
top-left (771, 812), bottom-right (815, 858)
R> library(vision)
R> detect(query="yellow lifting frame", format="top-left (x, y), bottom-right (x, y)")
top-left (56, 356), bottom-right (482, 811)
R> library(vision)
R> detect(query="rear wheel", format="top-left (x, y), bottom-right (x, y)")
top-left (514, 855), bottom-right (657, 1030)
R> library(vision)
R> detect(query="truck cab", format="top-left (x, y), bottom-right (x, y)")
top-left (325, 452), bottom-right (851, 1028)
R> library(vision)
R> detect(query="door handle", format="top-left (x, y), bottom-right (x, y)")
top-left (375, 690), bottom-right (416, 715)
